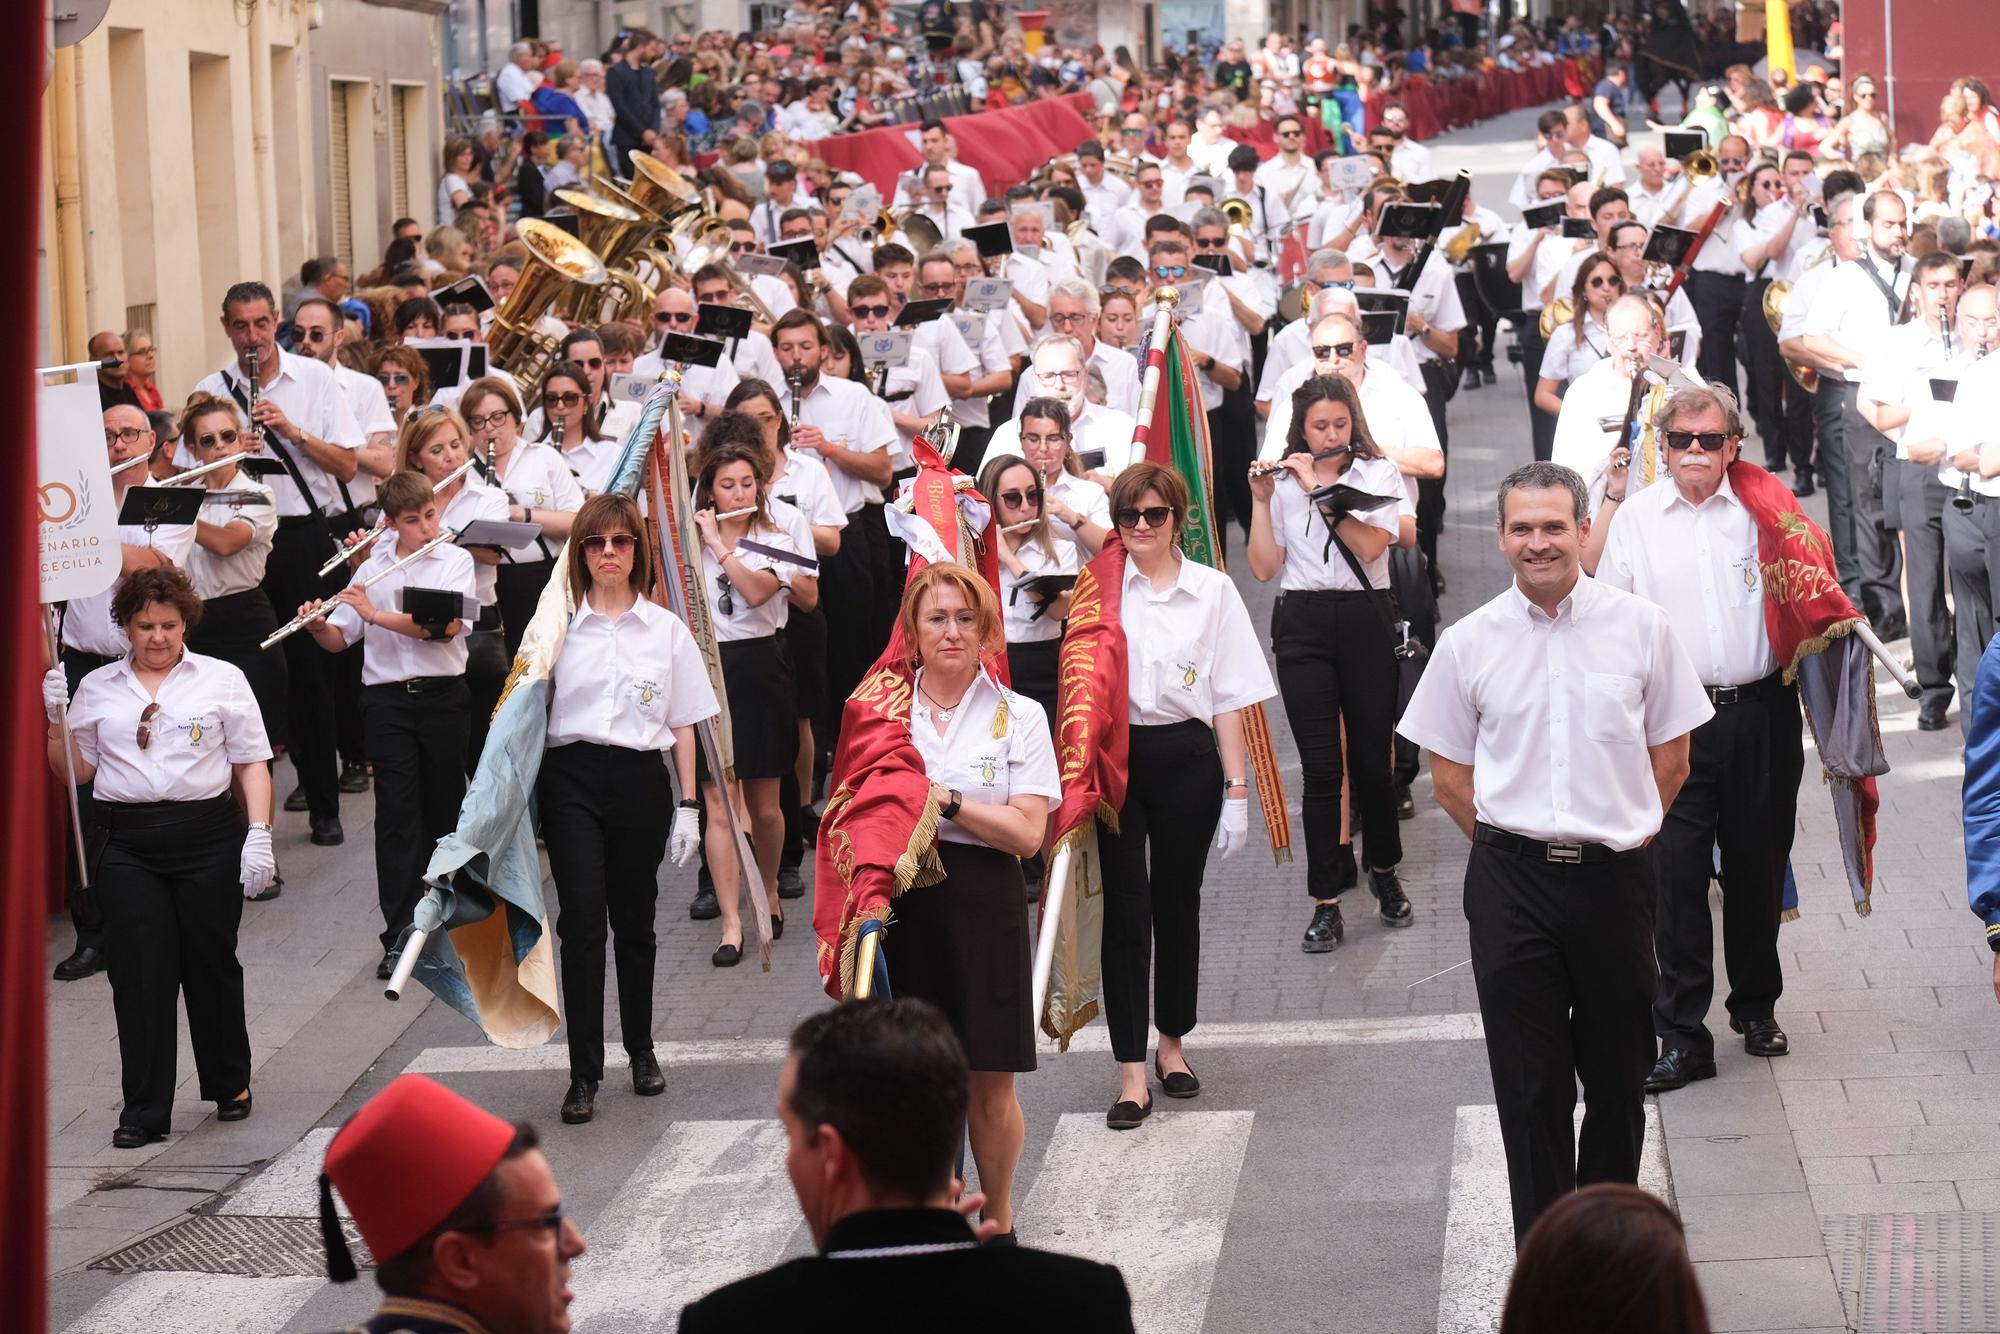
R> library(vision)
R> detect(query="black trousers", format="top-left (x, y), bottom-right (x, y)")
top-left (952, 424), bottom-right (995, 476)
top-left (1944, 498), bottom-right (1996, 728)
top-left (96, 795), bottom-right (250, 1134)
top-left (862, 500), bottom-right (904, 653)
top-left (496, 558), bottom-right (558, 661)
top-left (1271, 591), bottom-right (1402, 897)
top-left (1211, 388), bottom-right (1256, 544)
top-left (1781, 363), bottom-right (1816, 480)
top-left (363, 679), bottom-right (469, 951)
top-left (264, 518), bottom-right (344, 821)
top-left (1897, 463), bottom-right (1956, 712)
top-left (819, 509), bottom-right (878, 748)
top-left (59, 646), bottom-right (117, 950)
top-left (542, 742), bottom-right (675, 1083)
top-left (464, 621), bottom-right (509, 776)
top-left (1455, 272), bottom-right (1500, 373)
top-left (1518, 319), bottom-right (1557, 461)
top-left (1418, 360), bottom-right (1455, 574)
top-left (328, 511), bottom-right (368, 774)
top-left (1841, 395), bottom-right (1907, 628)
top-left (1816, 379), bottom-right (1864, 606)
top-left (1099, 720), bottom-right (1224, 1064)
top-left (1466, 835), bottom-right (1658, 1243)
top-left (1739, 279), bottom-right (1787, 468)
top-left (1687, 271), bottom-right (1745, 403)
top-left (1651, 679), bottom-right (1804, 1058)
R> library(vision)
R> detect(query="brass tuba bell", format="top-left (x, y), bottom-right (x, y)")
top-left (1763, 277), bottom-right (1820, 392)
top-left (551, 189), bottom-right (652, 324)
top-left (488, 218), bottom-right (608, 401)
top-left (1221, 197), bottom-right (1255, 237)
top-left (1539, 296), bottom-right (1575, 341)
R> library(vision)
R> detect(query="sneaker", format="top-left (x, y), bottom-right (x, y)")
top-left (1369, 868), bottom-right (1414, 927)
top-left (1301, 901), bottom-right (1344, 953)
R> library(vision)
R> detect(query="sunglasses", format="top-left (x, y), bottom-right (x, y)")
top-left (1720, 156), bottom-right (1748, 168)
top-left (582, 532), bottom-right (636, 555)
top-left (297, 328), bottom-right (331, 343)
top-left (377, 373), bottom-right (413, 387)
top-left (1113, 505), bottom-right (1174, 530)
top-left (137, 702), bottom-right (161, 751)
top-left (715, 572), bottom-right (735, 617)
top-left (998, 487), bottom-right (1043, 507)
top-left (730, 241), bottom-right (756, 254)
top-left (921, 281), bottom-right (957, 296)
top-left (573, 356), bottom-right (604, 369)
top-left (1278, 128), bottom-right (1303, 138)
top-left (1195, 237), bottom-right (1230, 249)
top-left (1587, 275), bottom-right (1620, 288)
top-left (1153, 264), bottom-right (1189, 279)
top-left (544, 391), bottom-right (585, 407)
top-left (850, 304), bottom-right (891, 319)
top-left (195, 429), bottom-right (240, 449)
top-left (1312, 342), bottom-right (1358, 359)
top-left (1664, 430), bottom-right (1731, 452)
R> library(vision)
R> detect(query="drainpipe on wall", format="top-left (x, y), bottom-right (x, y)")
top-left (50, 44), bottom-right (86, 362)
top-left (247, 0), bottom-right (281, 285)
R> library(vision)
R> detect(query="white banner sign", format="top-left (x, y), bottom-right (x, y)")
top-left (38, 365), bottom-right (119, 604)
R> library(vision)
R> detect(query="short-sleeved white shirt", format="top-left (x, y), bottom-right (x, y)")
top-left (189, 476), bottom-right (276, 600)
top-left (1539, 315), bottom-right (1611, 386)
top-left (910, 668), bottom-right (1061, 846)
top-left (546, 595), bottom-right (720, 751)
top-left (70, 652), bottom-right (273, 803)
top-left (493, 442), bottom-right (587, 566)
top-left (441, 478), bottom-right (511, 609)
top-left (702, 514), bottom-right (809, 641)
top-left (771, 447), bottom-right (848, 532)
top-left (1121, 556), bottom-right (1277, 726)
top-left (1265, 455), bottom-right (1404, 592)
top-left (796, 374), bottom-right (898, 513)
top-left (1396, 574), bottom-right (1714, 850)
top-left (326, 539), bottom-right (481, 684)
top-left (63, 515), bottom-right (198, 658)
top-left (193, 352), bottom-right (364, 518)
top-left (1001, 534), bottom-right (1080, 644)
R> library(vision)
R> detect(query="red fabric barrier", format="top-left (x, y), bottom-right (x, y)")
top-left (814, 92), bottom-right (1097, 200)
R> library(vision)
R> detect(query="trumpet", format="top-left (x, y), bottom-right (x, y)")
top-left (263, 529), bottom-right (459, 650)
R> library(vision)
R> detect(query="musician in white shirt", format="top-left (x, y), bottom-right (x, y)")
top-left (1011, 279), bottom-right (1141, 417)
top-left (632, 288), bottom-right (743, 426)
top-left (889, 120), bottom-right (986, 219)
top-left (1253, 116), bottom-right (1322, 226)
top-left (1554, 294), bottom-right (1676, 518)
top-left (1938, 290), bottom-right (2000, 707)
top-left (1506, 172), bottom-right (1591, 460)
top-left (1077, 140), bottom-right (1134, 220)
top-left (985, 338), bottom-right (1138, 505)
top-left (1679, 136), bottom-right (1752, 400)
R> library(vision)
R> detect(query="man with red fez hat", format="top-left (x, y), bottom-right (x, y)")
top-left (320, 1074), bottom-right (587, 1333)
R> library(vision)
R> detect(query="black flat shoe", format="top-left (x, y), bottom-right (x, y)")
top-left (800, 804), bottom-right (821, 847)
top-left (631, 1051), bottom-right (666, 1096)
top-left (777, 866), bottom-right (806, 899)
top-left (1732, 1016), bottom-right (1790, 1057)
top-left (216, 1091), bottom-right (252, 1122)
top-left (1481, 366), bottom-right (1497, 385)
top-left (376, 951), bottom-right (396, 981)
top-left (1154, 1057), bottom-right (1200, 1099)
top-left (1105, 1095), bottom-right (1152, 1130)
top-left (112, 1125), bottom-right (165, 1149)
top-left (338, 762), bottom-right (372, 794)
top-left (1645, 1047), bottom-right (1718, 1093)
top-left (771, 913), bottom-right (784, 940)
top-left (689, 888), bottom-right (721, 921)
top-left (52, 945), bottom-right (105, 981)
top-left (712, 942), bottom-right (742, 968)
top-left (283, 786), bottom-right (309, 813)
top-left (560, 1078), bottom-right (597, 1124)
top-left (309, 816), bottom-right (344, 847)
top-left (1369, 868), bottom-right (1414, 927)
top-left (1918, 703), bottom-right (1950, 732)
top-left (1301, 902), bottom-right (1344, 953)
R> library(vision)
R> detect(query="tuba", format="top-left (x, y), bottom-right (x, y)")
top-left (1540, 296), bottom-right (1575, 341)
top-left (1221, 197), bottom-right (1256, 237)
top-left (551, 189), bottom-right (652, 324)
top-left (488, 219), bottom-right (609, 402)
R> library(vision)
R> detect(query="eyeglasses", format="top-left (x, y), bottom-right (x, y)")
top-left (378, 373), bottom-right (413, 387)
top-left (1664, 430), bottom-right (1731, 452)
top-left (655, 310), bottom-right (695, 325)
top-left (466, 410), bottom-right (513, 431)
top-left (195, 429), bottom-right (240, 449)
top-left (544, 392), bottom-right (584, 407)
top-left (104, 426), bottom-right (147, 445)
top-left (1719, 155), bottom-right (1748, 168)
top-left (1312, 342), bottom-right (1358, 359)
top-left (582, 532), bottom-right (636, 555)
top-left (850, 304), bottom-right (891, 319)
top-left (921, 281), bottom-right (958, 296)
top-left (1047, 310), bottom-right (1090, 327)
top-left (998, 487), bottom-right (1043, 507)
top-left (1113, 505), bottom-right (1174, 530)
top-left (715, 572), bottom-right (735, 616)
top-left (1307, 277), bottom-right (1357, 291)
top-left (129, 345), bottom-right (155, 356)
top-left (137, 702), bottom-right (161, 751)
top-left (458, 1208), bottom-right (569, 1240)
top-left (1038, 367), bottom-right (1083, 382)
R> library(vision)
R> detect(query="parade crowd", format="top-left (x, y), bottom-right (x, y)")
top-left (42, 2), bottom-right (2000, 1330)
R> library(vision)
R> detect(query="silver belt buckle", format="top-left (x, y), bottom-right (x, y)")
top-left (1546, 842), bottom-right (1584, 864)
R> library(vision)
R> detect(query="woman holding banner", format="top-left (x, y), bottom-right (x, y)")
top-left (1100, 461), bottom-right (1275, 1131)
top-left (892, 561), bottom-right (1060, 1242)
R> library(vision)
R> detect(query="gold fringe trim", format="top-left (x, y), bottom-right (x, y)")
top-left (830, 788), bottom-right (946, 997)
top-left (492, 652), bottom-right (533, 718)
top-left (1042, 999), bottom-right (1100, 1051)
top-left (837, 903), bottom-right (893, 998)
top-left (1779, 905), bottom-right (1801, 924)
top-left (1781, 615), bottom-right (1861, 686)
top-left (1853, 898), bottom-right (1872, 919)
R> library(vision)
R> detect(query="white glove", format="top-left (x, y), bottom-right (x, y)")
top-left (669, 805), bottom-right (701, 868)
top-left (43, 668), bottom-right (68, 723)
top-left (1215, 793), bottom-right (1249, 860)
top-left (239, 826), bottom-right (277, 899)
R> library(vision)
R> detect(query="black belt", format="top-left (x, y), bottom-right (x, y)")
top-left (473, 605), bottom-right (502, 631)
top-left (368, 676), bottom-right (460, 694)
top-left (276, 514), bottom-right (319, 530)
top-left (1474, 821), bottom-right (1635, 865)
top-left (1705, 670), bottom-right (1784, 705)
top-left (1692, 271), bottom-right (1745, 284)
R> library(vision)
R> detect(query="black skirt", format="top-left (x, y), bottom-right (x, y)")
top-left (886, 840), bottom-right (1035, 1073)
top-left (697, 634), bottom-right (797, 782)
top-left (189, 588), bottom-right (289, 749)
top-left (1005, 638), bottom-right (1061, 722)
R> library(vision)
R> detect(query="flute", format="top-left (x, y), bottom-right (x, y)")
top-left (317, 456), bottom-right (482, 577)
top-left (153, 455), bottom-right (241, 487)
top-left (263, 529), bottom-right (458, 650)
top-left (713, 506), bottom-right (758, 521)
top-left (1000, 519), bottom-right (1038, 533)
top-left (110, 453), bottom-right (156, 476)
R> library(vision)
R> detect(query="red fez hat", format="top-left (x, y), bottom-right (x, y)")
top-left (319, 1074), bottom-right (518, 1281)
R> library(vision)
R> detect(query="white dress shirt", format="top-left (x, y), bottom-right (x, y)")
top-left (1254, 154), bottom-right (1322, 219)
top-left (553, 434), bottom-right (623, 494)
top-left (1391, 138), bottom-right (1439, 184)
top-left (326, 538), bottom-right (480, 684)
top-left (545, 594), bottom-right (719, 751)
top-left (1551, 360), bottom-right (1671, 514)
top-left (1539, 314), bottom-right (1611, 385)
top-left (984, 403), bottom-right (1142, 480)
top-left (1121, 556), bottom-right (1276, 726)
top-left (771, 448), bottom-right (848, 531)
top-left (1266, 455), bottom-right (1404, 591)
top-left (1733, 204), bottom-right (1814, 283)
top-left (1001, 534), bottom-right (1080, 645)
top-left (495, 61), bottom-right (539, 112)
top-left (1081, 173), bottom-right (1134, 222)
top-left (1261, 363), bottom-right (1441, 471)
top-left (334, 362), bottom-right (398, 511)
top-left (441, 479), bottom-right (510, 610)
top-left (796, 374), bottom-right (897, 512)
top-left (193, 352), bottom-right (365, 519)
top-left (1800, 252), bottom-right (1913, 382)
top-left (1379, 251), bottom-right (1468, 364)
top-left (1506, 224), bottom-right (1586, 313)
top-left (70, 652), bottom-right (273, 803)
top-left (1859, 320), bottom-right (1954, 456)
top-left (1947, 351), bottom-right (2000, 494)
top-left (63, 516), bottom-right (198, 657)
top-left (189, 477), bottom-right (276, 600)
top-left (630, 351), bottom-right (743, 409)
top-left (702, 514), bottom-right (809, 640)
top-left (910, 667), bottom-right (1061, 846)
top-left (1682, 178), bottom-right (1745, 276)
top-left (1180, 296), bottom-right (1249, 412)
top-left (493, 443), bottom-right (587, 567)
top-left (1014, 342), bottom-right (1142, 419)
top-left (1596, 474), bottom-right (1779, 687)
top-left (1626, 180), bottom-right (1679, 231)
top-left (946, 308), bottom-right (1016, 431)
top-left (874, 344), bottom-right (951, 469)
top-left (1396, 574), bottom-right (1713, 850)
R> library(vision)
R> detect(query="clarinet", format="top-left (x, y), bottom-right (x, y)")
top-left (787, 371), bottom-right (803, 429)
top-left (245, 347), bottom-right (262, 450)
top-left (1955, 342), bottom-right (1990, 512)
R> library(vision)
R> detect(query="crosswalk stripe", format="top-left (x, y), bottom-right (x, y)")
top-left (59, 1273), bottom-right (322, 1334)
top-left (225, 1128), bottom-right (344, 1217)
top-left (1435, 1103), bottom-right (1671, 1334)
top-left (1018, 1110), bottom-right (1253, 1334)
top-left (404, 1013), bottom-right (1485, 1076)
top-left (565, 1118), bottom-right (804, 1331)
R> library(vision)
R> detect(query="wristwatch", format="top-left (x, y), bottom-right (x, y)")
top-left (1223, 778), bottom-right (1249, 792)
top-left (940, 789), bottom-right (963, 821)
top-left (678, 798), bottom-right (700, 811)
top-left (248, 821), bottom-right (273, 832)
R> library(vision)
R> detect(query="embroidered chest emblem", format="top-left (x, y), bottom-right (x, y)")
top-left (976, 755), bottom-right (999, 784)
top-left (1179, 660), bottom-right (1199, 687)
top-left (635, 680), bottom-right (661, 706)
top-left (178, 718), bottom-right (206, 747)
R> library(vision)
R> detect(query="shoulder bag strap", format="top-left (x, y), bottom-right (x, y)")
top-left (223, 373), bottom-right (337, 555)
top-left (1318, 507), bottom-right (1400, 632)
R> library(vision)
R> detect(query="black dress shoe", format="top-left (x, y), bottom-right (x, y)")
top-left (309, 816), bottom-right (344, 847)
top-left (800, 804), bottom-right (821, 847)
top-left (1301, 902), bottom-right (1344, 953)
top-left (1105, 1095), bottom-right (1152, 1130)
top-left (560, 1078), bottom-right (597, 1124)
top-left (1873, 614), bottom-right (1910, 643)
top-left (712, 942), bottom-right (742, 968)
top-left (112, 1124), bottom-right (165, 1150)
top-left (1369, 868), bottom-right (1414, 926)
top-left (1461, 367), bottom-right (1482, 392)
top-left (689, 889), bottom-right (721, 921)
top-left (1481, 366), bottom-right (1497, 385)
top-left (283, 785), bottom-right (309, 813)
top-left (247, 874), bottom-right (282, 903)
top-left (216, 1091), bottom-right (253, 1122)
top-left (338, 762), bottom-right (372, 794)
top-left (1918, 702), bottom-right (1950, 732)
top-left (1395, 784), bottom-right (1415, 820)
top-left (1154, 1057), bottom-right (1200, 1098)
top-left (1645, 1047), bottom-right (1718, 1093)
top-left (376, 951), bottom-right (396, 981)
top-left (1732, 1016), bottom-right (1790, 1057)
top-left (631, 1051), bottom-right (666, 1096)
top-left (52, 945), bottom-right (105, 981)
top-left (777, 866), bottom-right (806, 899)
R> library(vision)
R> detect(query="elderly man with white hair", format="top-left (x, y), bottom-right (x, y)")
top-left (495, 42), bottom-right (543, 115)
top-left (1012, 279), bottom-right (1141, 416)
top-left (575, 60), bottom-right (615, 144)
top-left (1554, 293), bottom-right (1675, 521)
top-left (984, 334), bottom-right (1140, 481)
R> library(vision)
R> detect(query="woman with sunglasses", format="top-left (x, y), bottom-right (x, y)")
top-left (977, 451), bottom-right (1077, 721)
top-left (1012, 395), bottom-right (1112, 555)
top-left (44, 565), bottom-right (273, 1148)
top-left (693, 430), bottom-right (818, 966)
top-left (1533, 253), bottom-right (1625, 420)
top-left (1097, 461), bottom-right (1275, 1131)
top-left (393, 406), bottom-right (509, 771)
top-left (179, 396), bottom-right (288, 785)
top-left (370, 345), bottom-right (431, 428)
top-left (1734, 162), bottom-right (1814, 470)
top-left (535, 361), bottom-right (619, 493)
top-left (461, 377), bottom-right (584, 658)
top-left (1248, 375), bottom-right (1412, 953)
top-left (541, 492), bottom-right (714, 1125)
